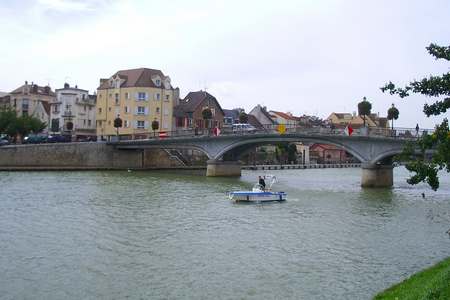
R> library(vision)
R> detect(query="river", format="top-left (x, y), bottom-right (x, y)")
top-left (0, 167), bottom-right (449, 299)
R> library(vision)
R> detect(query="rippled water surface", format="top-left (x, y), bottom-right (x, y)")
top-left (0, 168), bottom-right (449, 299)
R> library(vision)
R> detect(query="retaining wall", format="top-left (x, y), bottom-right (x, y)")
top-left (0, 143), bottom-right (184, 170)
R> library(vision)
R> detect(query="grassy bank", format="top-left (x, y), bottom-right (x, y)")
top-left (374, 257), bottom-right (450, 300)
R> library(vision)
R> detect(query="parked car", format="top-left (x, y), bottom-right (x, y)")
top-left (0, 138), bottom-right (10, 146)
top-left (232, 123), bottom-right (257, 133)
top-left (23, 135), bottom-right (47, 144)
top-left (47, 135), bottom-right (71, 143)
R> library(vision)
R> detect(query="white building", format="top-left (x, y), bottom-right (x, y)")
top-left (51, 83), bottom-right (96, 139)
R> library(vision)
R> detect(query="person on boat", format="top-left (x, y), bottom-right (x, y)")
top-left (258, 176), bottom-right (266, 191)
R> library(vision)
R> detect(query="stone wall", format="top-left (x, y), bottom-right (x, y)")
top-left (0, 143), bottom-right (185, 170)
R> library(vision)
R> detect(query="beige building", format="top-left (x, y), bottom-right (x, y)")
top-left (269, 111), bottom-right (300, 126)
top-left (6, 81), bottom-right (55, 131)
top-left (327, 112), bottom-right (388, 129)
top-left (96, 68), bottom-right (179, 140)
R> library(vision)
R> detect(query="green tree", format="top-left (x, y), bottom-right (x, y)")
top-left (387, 103), bottom-right (400, 131)
top-left (357, 97), bottom-right (372, 127)
top-left (0, 109), bottom-right (46, 142)
top-left (202, 107), bottom-right (212, 130)
top-left (151, 120), bottom-right (159, 137)
top-left (0, 108), bottom-right (16, 135)
top-left (287, 143), bottom-right (298, 164)
top-left (381, 43), bottom-right (450, 191)
top-left (239, 112), bottom-right (248, 124)
top-left (113, 116), bottom-right (123, 137)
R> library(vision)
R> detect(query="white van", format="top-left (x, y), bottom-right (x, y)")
top-left (232, 123), bottom-right (257, 133)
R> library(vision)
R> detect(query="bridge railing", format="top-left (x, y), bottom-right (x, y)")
top-left (116, 125), bottom-right (433, 141)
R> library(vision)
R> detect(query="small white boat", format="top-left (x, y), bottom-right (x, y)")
top-left (229, 176), bottom-right (287, 203)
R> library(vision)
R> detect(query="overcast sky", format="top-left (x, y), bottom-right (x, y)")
top-left (1, 0), bottom-right (448, 128)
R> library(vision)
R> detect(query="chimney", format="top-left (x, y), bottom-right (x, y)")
top-left (64, 83), bottom-right (70, 89)
top-left (75, 85), bottom-right (78, 89)
top-left (25, 81), bottom-right (28, 85)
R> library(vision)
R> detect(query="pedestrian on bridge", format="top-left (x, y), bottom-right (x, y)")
top-left (415, 123), bottom-right (419, 137)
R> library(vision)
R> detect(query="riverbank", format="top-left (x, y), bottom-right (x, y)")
top-left (374, 257), bottom-right (450, 300)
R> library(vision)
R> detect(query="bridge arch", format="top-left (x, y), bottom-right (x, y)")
top-left (370, 149), bottom-right (404, 165)
top-left (213, 136), bottom-right (367, 162)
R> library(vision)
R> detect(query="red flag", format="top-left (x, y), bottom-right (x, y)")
top-left (345, 125), bottom-right (353, 136)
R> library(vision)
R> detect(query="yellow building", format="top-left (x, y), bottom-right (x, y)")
top-left (96, 68), bottom-right (179, 140)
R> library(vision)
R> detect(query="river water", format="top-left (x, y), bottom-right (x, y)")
top-left (0, 167), bottom-right (449, 299)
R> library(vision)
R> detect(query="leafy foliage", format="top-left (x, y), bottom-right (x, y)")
top-left (387, 104), bottom-right (399, 130)
top-left (287, 143), bottom-right (298, 164)
top-left (201, 107), bottom-right (212, 120)
top-left (113, 117), bottom-right (123, 128)
top-left (151, 120), bottom-right (159, 131)
top-left (239, 112), bottom-right (248, 124)
top-left (0, 108), bottom-right (47, 141)
top-left (381, 43), bottom-right (450, 190)
top-left (357, 97), bottom-right (372, 126)
top-left (202, 107), bottom-right (212, 129)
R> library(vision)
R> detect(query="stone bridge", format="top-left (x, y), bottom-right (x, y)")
top-left (109, 127), bottom-right (421, 188)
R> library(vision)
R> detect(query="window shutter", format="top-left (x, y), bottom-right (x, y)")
top-left (145, 107), bottom-right (149, 115)
top-left (134, 120), bottom-right (138, 129)
top-left (144, 121), bottom-right (149, 129)
top-left (135, 107), bottom-right (138, 115)
top-left (134, 93), bottom-right (138, 100)
top-left (145, 93), bottom-right (149, 101)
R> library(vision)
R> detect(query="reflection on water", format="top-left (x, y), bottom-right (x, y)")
top-left (0, 167), bottom-right (449, 299)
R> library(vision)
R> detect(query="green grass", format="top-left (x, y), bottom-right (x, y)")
top-left (374, 257), bottom-right (450, 300)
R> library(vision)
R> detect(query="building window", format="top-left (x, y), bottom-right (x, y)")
top-left (53, 105), bottom-right (59, 113)
top-left (165, 94), bottom-right (170, 101)
top-left (137, 120), bottom-right (145, 129)
top-left (115, 93), bottom-right (119, 105)
top-left (82, 94), bottom-right (86, 100)
top-left (138, 92), bottom-right (146, 101)
top-left (98, 120), bottom-right (102, 126)
top-left (22, 98), bottom-right (29, 111)
top-left (156, 107), bottom-right (160, 113)
top-left (125, 92), bottom-right (129, 99)
top-left (84, 105), bottom-right (87, 111)
top-left (83, 120), bottom-right (86, 125)
top-left (155, 93), bottom-right (160, 101)
top-left (124, 120), bottom-right (129, 128)
top-left (125, 106), bottom-right (129, 114)
top-left (156, 79), bottom-right (161, 86)
top-left (108, 107), bottom-right (111, 112)
top-left (98, 107), bottom-right (102, 114)
top-left (88, 120), bottom-right (91, 126)
top-left (137, 106), bottom-right (145, 115)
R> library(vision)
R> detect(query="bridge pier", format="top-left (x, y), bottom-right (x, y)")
top-left (206, 160), bottom-right (241, 177)
top-left (361, 163), bottom-right (393, 188)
